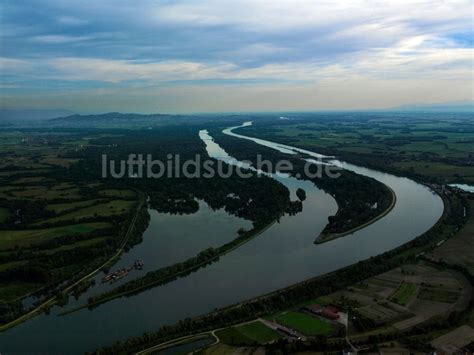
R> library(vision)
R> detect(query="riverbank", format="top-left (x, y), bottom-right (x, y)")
top-left (315, 185), bottom-right (397, 244)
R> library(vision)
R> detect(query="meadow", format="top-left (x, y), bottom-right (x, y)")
top-left (274, 311), bottom-right (334, 336)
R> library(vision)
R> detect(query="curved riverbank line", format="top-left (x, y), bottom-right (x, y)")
top-left (315, 185), bottom-right (397, 244)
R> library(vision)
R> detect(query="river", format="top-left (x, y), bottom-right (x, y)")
top-left (0, 123), bottom-right (443, 354)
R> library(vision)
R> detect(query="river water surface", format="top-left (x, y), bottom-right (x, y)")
top-left (0, 123), bottom-right (443, 354)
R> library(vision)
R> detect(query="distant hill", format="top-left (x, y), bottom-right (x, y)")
top-left (393, 101), bottom-right (474, 112)
top-left (0, 109), bottom-right (75, 122)
top-left (51, 112), bottom-right (174, 122)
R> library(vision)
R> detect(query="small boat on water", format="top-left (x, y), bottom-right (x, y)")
top-left (102, 260), bottom-right (145, 283)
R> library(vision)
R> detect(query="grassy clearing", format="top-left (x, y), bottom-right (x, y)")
top-left (274, 311), bottom-right (334, 336)
top-left (234, 321), bottom-right (282, 344)
top-left (418, 287), bottom-right (460, 303)
top-left (0, 222), bottom-right (112, 250)
top-left (215, 327), bottom-right (255, 345)
top-left (216, 321), bottom-right (281, 346)
top-left (390, 282), bottom-right (417, 306)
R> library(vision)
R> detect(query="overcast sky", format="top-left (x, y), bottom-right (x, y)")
top-left (1, 0), bottom-right (472, 113)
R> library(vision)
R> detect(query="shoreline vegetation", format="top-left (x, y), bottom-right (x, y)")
top-left (315, 185), bottom-right (397, 244)
top-left (93, 186), bottom-right (469, 355)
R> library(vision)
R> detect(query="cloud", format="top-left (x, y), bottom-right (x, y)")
top-left (35, 31), bottom-right (471, 84)
top-left (46, 58), bottom-right (237, 83)
top-left (57, 16), bottom-right (88, 26)
top-left (32, 35), bottom-right (94, 44)
top-left (0, 57), bottom-right (31, 72)
top-left (0, 0), bottom-right (472, 111)
top-left (154, 0), bottom-right (472, 33)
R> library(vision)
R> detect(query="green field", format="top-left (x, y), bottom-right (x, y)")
top-left (235, 321), bottom-right (282, 343)
top-left (0, 222), bottom-right (112, 250)
top-left (390, 282), bottom-right (417, 306)
top-left (216, 321), bottom-right (281, 345)
top-left (215, 327), bottom-right (255, 345)
top-left (274, 311), bottom-right (334, 336)
top-left (418, 287), bottom-right (460, 303)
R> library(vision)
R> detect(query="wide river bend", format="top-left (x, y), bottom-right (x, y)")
top-left (0, 123), bottom-right (443, 354)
